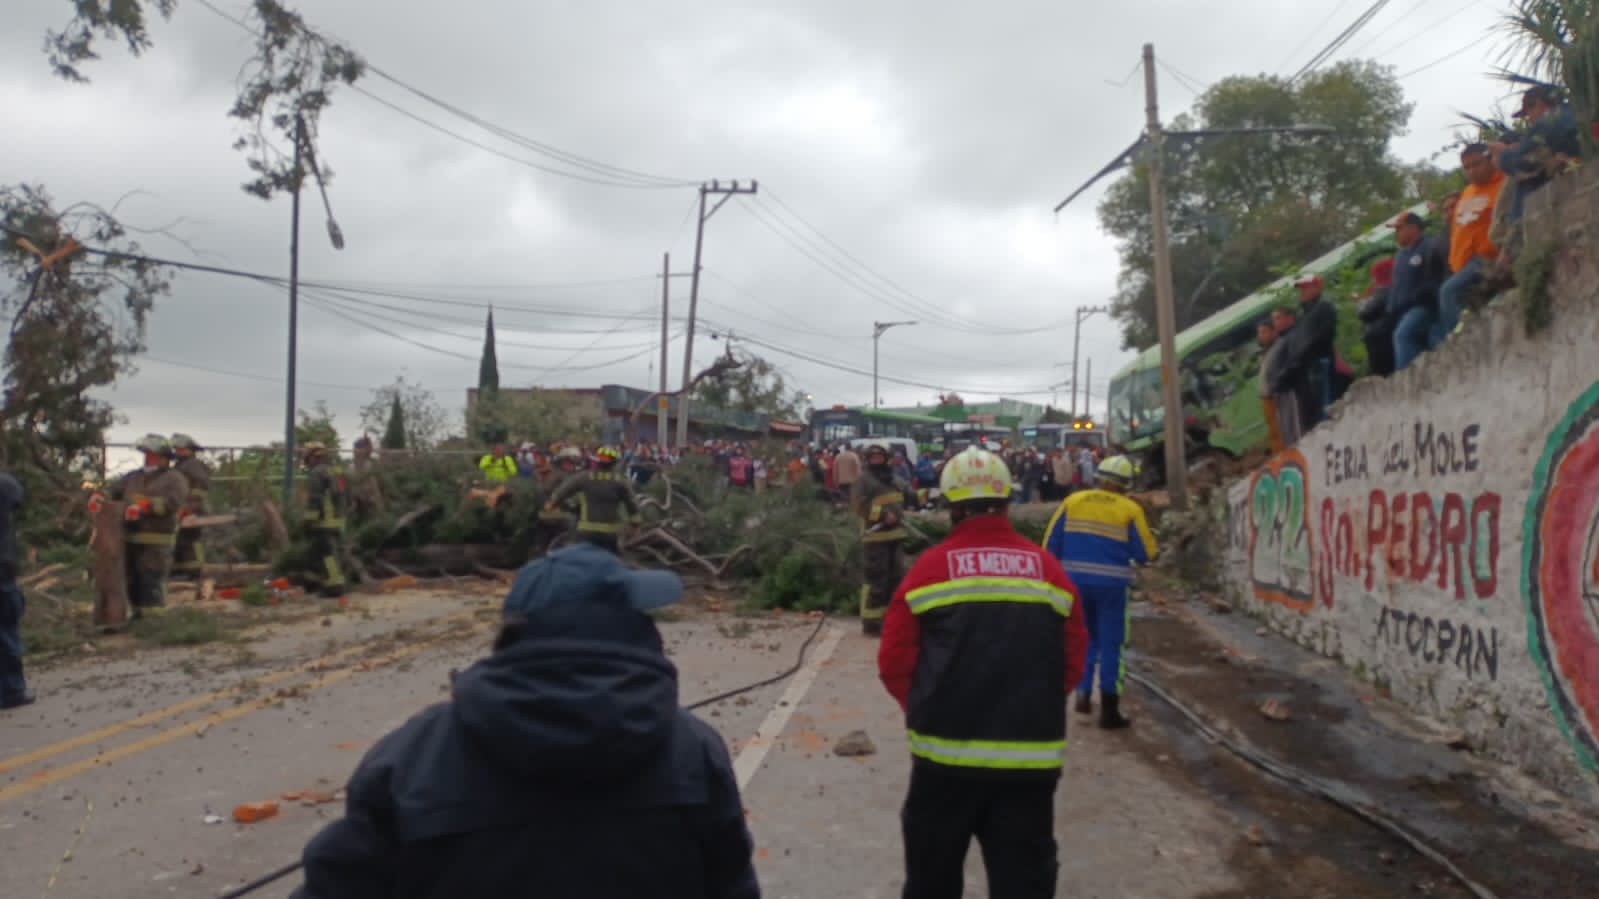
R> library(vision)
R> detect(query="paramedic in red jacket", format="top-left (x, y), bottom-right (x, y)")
top-left (878, 446), bottom-right (1088, 899)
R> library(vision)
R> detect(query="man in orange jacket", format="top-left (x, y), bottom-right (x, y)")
top-left (879, 446), bottom-right (1088, 899)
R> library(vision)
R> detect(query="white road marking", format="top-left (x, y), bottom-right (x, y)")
top-left (732, 623), bottom-right (844, 790)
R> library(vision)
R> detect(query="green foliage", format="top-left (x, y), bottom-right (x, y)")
top-left (755, 552), bottom-right (857, 614)
top-left (44, 0), bottom-right (178, 81)
top-left (1516, 238), bottom-right (1562, 334)
top-left (381, 394), bottom-right (406, 450)
top-left (1098, 61), bottom-right (1431, 350)
top-left (296, 402), bottom-right (339, 448)
top-left (692, 350), bottom-right (806, 420)
top-left (478, 309), bottom-right (500, 395)
top-left (361, 375), bottom-right (445, 451)
top-left (468, 389), bottom-right (595, 447)
top-left (1501, 1), bottom-right (1599, 154)
top-left (239, 582), bottom-right (270, 607)
top-left (131, 607), bottom-right (225, 646)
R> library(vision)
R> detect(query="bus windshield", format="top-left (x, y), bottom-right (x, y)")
top-left (1108, 368), bottom-right (1166, 445)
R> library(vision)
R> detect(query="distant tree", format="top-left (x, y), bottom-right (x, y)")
top-left (691, 349), bottom-right (805, 420)
top-left (468, 389), bottom-right (596, 447)
top-left (478, 309), bottom-right (500, 395)
top-left (381, 395), bottom-right (406, 450)
top-left (1041, 406), bottom-right (1070, 424)
top-left (360, 376), bottom-right (445, 450)
top-left (1096, 60), bottom-right (1439, 350)
top-left (295, 402), bottom-right (339, 449)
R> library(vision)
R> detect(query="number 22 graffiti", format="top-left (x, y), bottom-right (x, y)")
top-left (1249, 450), bottom-right (1315, 613)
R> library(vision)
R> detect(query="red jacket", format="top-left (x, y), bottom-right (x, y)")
top-left (879, 515), bottom-right (1088, 775)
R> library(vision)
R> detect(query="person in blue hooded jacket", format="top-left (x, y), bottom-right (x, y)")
top-left (291, 543), bottom-right (761, 899)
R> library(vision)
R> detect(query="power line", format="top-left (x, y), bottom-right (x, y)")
top-left (1156, 59), bottom-right (1206, 96)
top-left (1275, 0), bottom-right (1358, 75)
top-left (1361, 0), bottom-right (1490, 66)
top-left (1291, 0), bottom-right (1394, 82)
top-left (301, 288), bottom-right (663, 350)
top-left (1397, 33), bottom-right (1495, 79)
top-left (1341, 0), bottom-right (1440, 59)
top-left (139, 355), bottom-right (373, 392)
top-left (735, 333), bottom-right (1060, 397)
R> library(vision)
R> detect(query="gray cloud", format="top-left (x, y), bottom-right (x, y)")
top-left (1, 0), bottom-right (1511, 458)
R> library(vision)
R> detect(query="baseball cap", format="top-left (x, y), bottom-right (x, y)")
top-left (1293, 274), bottom-right (1322, 289)
top-left (503, 543), bottom-right (683, 617)
top-left (1387, 211), bottom-right (1425, 229)
top-left (1513, 85), bottom-right (1560, 118)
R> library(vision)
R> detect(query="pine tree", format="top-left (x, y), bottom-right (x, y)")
top-left (381, 393), bottom-right (407, 450)
top-left (478, 307), bottom-right (500, 395)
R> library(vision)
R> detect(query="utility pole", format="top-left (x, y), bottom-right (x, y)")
top-left (1071, 304), bottom-right (1109, 418)
top-left (677, 179), bottom-right (758, 449)
top-left (658, 252), bottom-right (670, 449)
top-left (1144, 43), bottom-right (1187, 511)
top-left (1085, 358), bottom-right (1092, 417)
top-left (872, 320), bottom-right (917, 407)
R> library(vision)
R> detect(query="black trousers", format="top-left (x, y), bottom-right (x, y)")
top-left (863, 541), bottom-right (902, 618)
top-left (576, 531), bottom-right (620, 553)
top-left (901, 765), bottom-right (1058, 899)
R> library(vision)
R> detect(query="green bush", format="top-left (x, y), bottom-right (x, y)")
top-left (755, 551), bottom-right (858, 614)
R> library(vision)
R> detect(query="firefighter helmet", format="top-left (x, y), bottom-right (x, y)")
top-left (169, 433), bottom-right (202, 452)
top-left (594, 446), bottom-right (621, 465)
top-left (863, 443), bottom-right (891, 464)
top-left (938, 447), bottom-right (1013, 504)
top-left (134, 434), bottom-right (172, 457)
top-left (555, 447), bottom-right (583, 463)
top-left (1096, 455), bottom-right (1138, 489)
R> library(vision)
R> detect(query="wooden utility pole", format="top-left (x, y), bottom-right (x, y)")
top-left (677, 180), bottom-right (758, 450)
top-left (1144, 43), bottom-right (1187, 510)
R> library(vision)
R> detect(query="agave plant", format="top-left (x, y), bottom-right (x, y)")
top-left (1500, 0), bottom-right (1599, 152)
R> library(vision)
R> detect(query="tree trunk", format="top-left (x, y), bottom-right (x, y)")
top-left (91, 501), bottom-right (128, 629)
top-left (260, 499), bottom-right (289, 553)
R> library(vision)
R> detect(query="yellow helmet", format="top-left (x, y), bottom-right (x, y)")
top-left (1097, 455), bottom-right (1138, 488)
top-left (938, 447), bottom-right (1012, 504)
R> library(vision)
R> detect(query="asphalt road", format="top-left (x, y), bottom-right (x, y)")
top-left (0, 589), bottom-right (1265, 898)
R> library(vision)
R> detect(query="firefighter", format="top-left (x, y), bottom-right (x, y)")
top-left (851, 443), bottom-right (907, 637)
top-left (88, 434), bottom-right (189, 618)
top-left (879, 446), bottom-right (1087, 899)
top-left (544, 446), bottom-right (640, 553)
top-left (301, 442), bottom-right (350, 598)
top-left (1041, 454), bottom-right (1157, 729)
top-left (530, 447), bottom-right (584, 558)
top-left (169, 433), bottom-right (210, 581)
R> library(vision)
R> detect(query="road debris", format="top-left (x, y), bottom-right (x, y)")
top-left (231, 801), bottom-right (278, 824)
top-left (1258, 699), bottom-right (1293, 722)
top-left (1244, 824), bottom-right (1268, 846)
top-left (833, 730), bottom-right (877, 757)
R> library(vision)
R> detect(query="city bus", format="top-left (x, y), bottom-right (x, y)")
top-left (808, 406), bottom-right (944, 452)
top-left (1021, 420), bottom-right (1107, 451)
top-left (1105, 203), bottom-right (1425, 485)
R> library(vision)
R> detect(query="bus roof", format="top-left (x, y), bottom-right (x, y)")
top-left (1111, 202), bottom-right (1426, 379)
top-left (855, 407), bottom-right (945, 424)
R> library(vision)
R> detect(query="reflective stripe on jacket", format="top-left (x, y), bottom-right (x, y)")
top-left (851, 470), bottom-right (906, 543)
top-left (879, 515), bottom-right (1087, 777)
top-left (1041, 489), bottom-right (1156, 587)
top-left (304, 463), bottom-right (348, 531)
top-left (478, 455), bottom-right (518, 483)
top-left (548, 470), bottom-right (640, 534)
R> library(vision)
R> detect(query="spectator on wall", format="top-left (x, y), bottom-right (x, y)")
top-left (1491, 85), bottom-right (1583, 237)
top-left (1358, 257), bottom-right (1397, 377)
top-left (1285, 274), bottom-right (1338, 427)
top-left (1386, 212), bottom-right (1450, 372)
top-left (1256, 319), bottom-right (1286, 455)
top-left (1266, 307), bottom-right (1307, 449)
top-left (1435, 144), bottom-right (1506, 344)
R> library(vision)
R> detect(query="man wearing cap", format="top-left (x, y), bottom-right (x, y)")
top-left (1490, 85), bottom-right (1581, 233)
top-left (292, 543), bottom-right (761, 899)
top-left (1280, 274), bottom-right (1338, 427)
top-left (1386, 211), bottom-right (1450, 372)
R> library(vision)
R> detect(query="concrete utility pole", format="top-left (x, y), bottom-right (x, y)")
top-left (678, 179), bottom-right (758, 449)
top-left (1144, 43), bottom-right (1187, 511)
top-left (1071, 304), bottom-right (1109, 419)
top-left (658, 253), bottom-right (671, 449)
top-left (872, 321), bottom-right (917, 407)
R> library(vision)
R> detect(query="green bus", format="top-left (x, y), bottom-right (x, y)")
top-left (1105, 203), bottom-right (1426, 484)
top-left (808, 406), bottom-right (945, 452)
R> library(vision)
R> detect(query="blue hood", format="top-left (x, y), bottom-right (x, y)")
top-left (450, 600), bottom-right (680, 782)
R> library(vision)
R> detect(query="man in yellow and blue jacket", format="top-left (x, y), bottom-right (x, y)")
top-left (1041, 454), bottom-right (1157, 729)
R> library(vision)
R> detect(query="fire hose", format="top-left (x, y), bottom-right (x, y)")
top-left (216, 613), bottom-right (832, 899)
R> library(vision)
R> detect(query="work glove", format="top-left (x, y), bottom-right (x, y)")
top-left (124, 499), bottom-right (152, 522)
top-left (87, 493), bottom-right (105, 513)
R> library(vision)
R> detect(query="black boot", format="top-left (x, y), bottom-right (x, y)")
top-left (861, 618), bottom-right (883, 637)
top-left (1074, 692), bottom-right (1093, 715)
top-left (1099, 693), bottom-right (1131, 729)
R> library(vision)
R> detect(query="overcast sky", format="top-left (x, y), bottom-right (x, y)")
top-left (3, 0), bottom-right (1515, 457)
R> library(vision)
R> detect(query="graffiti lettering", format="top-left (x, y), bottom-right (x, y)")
top-left (1375, 605), bottom-right (1499, 681)
top-left (1380, 422), bottom-right (1482, 478)
top-left (1248, 451), bottom-right (1313, 613)
top-left (1313, 489), bottom-right (1500, 608)
top-left (1323, 443), bottom-right (1370, 487)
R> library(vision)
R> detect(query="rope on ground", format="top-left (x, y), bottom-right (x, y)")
top-left (215, 613), bottom-right (830, 898)
top-left (1127, 669), bottom-right (1500, 899)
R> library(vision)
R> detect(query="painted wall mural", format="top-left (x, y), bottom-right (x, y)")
top-left (1524, 381), bottom-right (1599, 775)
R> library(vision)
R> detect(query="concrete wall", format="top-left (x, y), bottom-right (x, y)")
top-left (1218, 165), bottom-right (1599, 807)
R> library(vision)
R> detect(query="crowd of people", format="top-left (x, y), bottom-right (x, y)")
top-left (1258, 84), bottom-right (1584, 454)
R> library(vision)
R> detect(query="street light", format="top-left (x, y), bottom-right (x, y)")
top-left (1070, 305), bottom-right (1109, 418)
top-left (872, 321), bottom-right (916, 408)
top-left (282, 115), bottom-right (345, 498)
